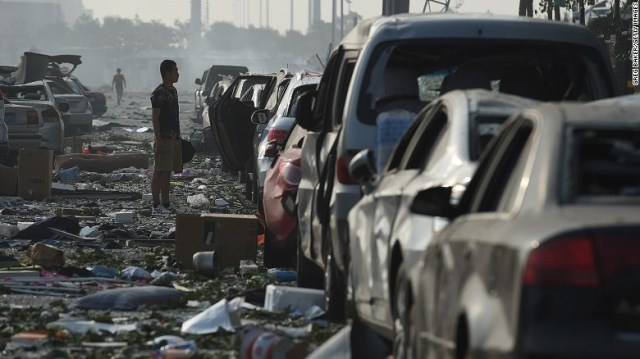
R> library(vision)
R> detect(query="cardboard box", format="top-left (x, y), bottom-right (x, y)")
top-left (176, 213), bottom-right (258, 271)
top-left (0, 165), bottom-right (18, 196)
top-left (17, 149), bottom-right (53, 200)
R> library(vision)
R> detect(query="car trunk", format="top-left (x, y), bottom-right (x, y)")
top-left (520, 225), bottom-right (640, 356)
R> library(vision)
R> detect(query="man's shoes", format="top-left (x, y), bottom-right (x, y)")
top-left (151, 204), bottom-right (172, 216)
top-left (162, 203), bottom-right (176, 213)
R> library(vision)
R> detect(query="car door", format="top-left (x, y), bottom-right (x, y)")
top-left (430, 118), bottom-right (536, 348)
top-left (370, 105), bottom-right (449, 319)
top-left (311, 51), bottom-right (359, 264)
top-left (213, 75), bottom-right (273, 171)
top-left (298, 48), bottom-right (345, 264)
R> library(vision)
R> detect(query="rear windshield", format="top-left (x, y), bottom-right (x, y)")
top-left (47, 81), bottom-right (73, 95)
top-left (563, 128), bottom-right (640, 203)
top-left (359, 40), bottom-right (614, 125)
top-left (469, 115), bottom-right (508, 161)
top-left (0, 86), bottom-right (48, 101)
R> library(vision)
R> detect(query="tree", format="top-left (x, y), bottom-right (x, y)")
top-left (519, 0), bottom-right (534, 17)
top-left (613, 0), bottom-right (621, 20)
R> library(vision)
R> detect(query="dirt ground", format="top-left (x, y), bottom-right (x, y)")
top-left (0, 90), bottom-right (342, 358)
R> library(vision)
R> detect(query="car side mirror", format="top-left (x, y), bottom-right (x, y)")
top-left (58, 102), bottom-right (70, 112)
top-left (251, 109), bottom-right (270, 125)
top-left (349, 149), bottom-right (376, 184)
top-left (195, 78), bottom-right (202, 85)
top-left (410, 187), bottom-right (456, 218)
top-left (265, 140), bottom-right (279, 158)
top-left (295, 90), bottom-right (317, 131)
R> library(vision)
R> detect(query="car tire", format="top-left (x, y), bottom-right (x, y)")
top-left (350, 315), bottom-right (392, 359)
top-left (296, 229), bottom-right (324, 289)
top-left (392, 263), bottom-right (414, 359)
top-left (324, 238), bottom-right (347, 323)
top-left (264, 229), bottom-right (296, 269)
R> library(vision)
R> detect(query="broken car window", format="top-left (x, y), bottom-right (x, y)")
top-left (564, 128), bottom-right (640, 202)
top-left (358, 41), bottom-right (614, 125)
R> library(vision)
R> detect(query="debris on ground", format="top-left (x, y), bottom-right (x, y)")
top-left (0, 92), bottom-right (342, 358)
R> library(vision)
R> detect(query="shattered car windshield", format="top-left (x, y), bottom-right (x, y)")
top-left (563, 127), bottom-right (640, 203)
top-left (0, 86), bottom-right (48, 101)
top-left (359, 40), bottom-right (614, 125)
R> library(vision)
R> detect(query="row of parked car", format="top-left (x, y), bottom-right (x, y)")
top-left (196, 13), bottom-right (639, 358)
top-left (0, 52), bottom-right (106, 165)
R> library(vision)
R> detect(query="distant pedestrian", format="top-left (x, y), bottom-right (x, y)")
top-left (150, 59), bottom-right (181, 216)
top-left (112, 68), bottom-right (126, 105)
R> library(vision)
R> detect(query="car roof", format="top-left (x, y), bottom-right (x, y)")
top-left (526, 96), bottom-right (640, 127)
top-left (453, 89), bottom-right (540, 112)
top-left (340, 13), bottom-right (603, 50)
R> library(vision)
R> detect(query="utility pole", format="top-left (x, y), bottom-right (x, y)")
top-left (340, 0), bottom-right (344, 39)
top-left (290, 0), bottom-right (294, 31)
top-left (383, 0), bottom-right (410, 15)
top-left (260, 0), bottom-right (263, 27)
top-left (266, 0), bottom-right (270, 28)
top-left (332, 0), bottom-right (336, 47)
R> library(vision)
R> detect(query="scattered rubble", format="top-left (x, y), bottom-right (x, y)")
top-left (0, 92), bottom-right (342, 358)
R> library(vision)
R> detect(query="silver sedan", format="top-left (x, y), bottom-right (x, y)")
top-left (411, 96), bottom-right (640, 358)
top-left (348, 89), bottom-right (537, 350)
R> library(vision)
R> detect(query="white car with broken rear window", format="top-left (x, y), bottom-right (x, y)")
top-left (0, 81), bottom-right (66, 154)
top-left (411, 96), bottom-right (640, 358)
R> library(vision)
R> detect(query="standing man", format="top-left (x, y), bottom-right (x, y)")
top-left (150, 60), bottom-right (181, 215)
top-left (112, 68), bottom-right (127, 106)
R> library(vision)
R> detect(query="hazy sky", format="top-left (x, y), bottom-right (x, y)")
top-left (81, 0), bottom-right (519, 33)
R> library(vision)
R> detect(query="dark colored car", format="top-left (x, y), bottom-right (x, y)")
top-left (209, 74), bottom-right (278, 175)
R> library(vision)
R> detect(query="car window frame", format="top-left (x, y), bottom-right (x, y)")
top-left (330, 50), bottom-right (359, 131)
top-left (383, 103), bottom-right (435, 173)
top-left (471, 118), bottom-right (535, 213)
top-left (311, 48), bottom-right (344, 133)
top-left (398, 104), bottom-right (449, 170)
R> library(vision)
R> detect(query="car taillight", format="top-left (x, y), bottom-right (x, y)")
top-left (337, 155), bottom-right (356, 184)
top-left (41, 106), bottom-right (59, 123)
top-left (27, 110), bottom-right (39, 125)
top-left (523, 236), bottom-right (600, 287)
top-left (279, 161), bottom-right (302, 187)
top-left (597, 237), bottom-right (640, 278)
top-left (267, 128), bottom-right (288, 144)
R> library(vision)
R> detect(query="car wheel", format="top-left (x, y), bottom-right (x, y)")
top-left (324, 239), bottom-right (347, 322)
top-left (392, 263), bottom-right (414, 359)
top-left (296, 229), bottom-right (324, 289)
top-left (351, 315), bottom-right (392, 358)
top-left (264, 229), bottom-right (296, 269)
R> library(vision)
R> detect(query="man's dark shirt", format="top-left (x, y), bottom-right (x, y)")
top-left (150, 84), bottom-right (180, 139)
